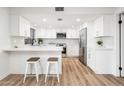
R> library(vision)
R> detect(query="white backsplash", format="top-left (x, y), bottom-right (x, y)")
top-left (43, 39), bottom-right (79, 56)
top-left (11, 36), bottom-right (25, 48)
top-left (10, 37), bottom-right (79, 56)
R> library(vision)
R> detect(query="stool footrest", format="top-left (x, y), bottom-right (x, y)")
top-left (47, 74), bottom-right (59, 77)
top-left (25, 74), bottom-right (38, 77)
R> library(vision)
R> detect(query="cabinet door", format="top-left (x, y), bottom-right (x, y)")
top-left (94, 15), bottom-right (114, 37)
top-left (98, 17), bottom-right (103, 36)
top-left (35, 29), bottom-right (45, 38)
top-left (103, 15), bottom-right (114, 36)
top-left (94, 50), bottom-right (112, 74)
top-left (19, 17), bottom-right (26, 36)
top-left (41, 29), bottom-right (46, 38)
top-left (10, 15), bottom-right (20, 36)
top-left (45, 29), bottom-right (51, 38)
top-left (25, 20), bottom-right (30, 37)
top-left (50, 29), bottom-right (56, 38)
top-left (73, 30), bottom-right (79, 38)
top-left (19, 16), bottom-right (30, 37)
top-left (46, 29), bottom-right (56, 38)
top-left (67, 29), bottom-right (72, 38)
top-left (94, 17), bottom-right (103, 37)
top-left (94, 20), bottom-right (98, 37)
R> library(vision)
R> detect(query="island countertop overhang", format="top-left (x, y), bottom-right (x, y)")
top-left (3, 46), bottom-right (63, 52)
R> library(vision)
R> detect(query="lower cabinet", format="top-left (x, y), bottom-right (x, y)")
top-left (93, 50), bottom-right (113, 74)
top-left (88, 49), bottom-right (113, 74)
top-left (66, 40), bottom-right (79, 57)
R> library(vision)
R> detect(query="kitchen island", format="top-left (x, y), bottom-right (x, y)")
top-left (3, 46), bottom-right (63, 74)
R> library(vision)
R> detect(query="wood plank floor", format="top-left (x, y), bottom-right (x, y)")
top-left (0, 58), bottom-right (124, 86)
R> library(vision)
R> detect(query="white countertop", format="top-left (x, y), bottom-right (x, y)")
top-left (3, 46), bottom-right (63, 52)
top-left (95, 48), bottom-right (113, 50)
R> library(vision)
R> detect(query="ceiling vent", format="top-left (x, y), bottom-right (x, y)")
top-left (57, 18), bottom-right (63, 21)
top-left (55, 7), bottom-right (64, 11)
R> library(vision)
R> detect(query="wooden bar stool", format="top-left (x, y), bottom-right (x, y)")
top-left (45, 57), bottom-right (60, 83)
top-left (23, 57), bottom-right (40, 83)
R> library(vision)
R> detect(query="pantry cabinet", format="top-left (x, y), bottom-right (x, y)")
top-left (10, 15), bottom-right (30, 37)
top-left (94, 15), bottom-right (114, 37)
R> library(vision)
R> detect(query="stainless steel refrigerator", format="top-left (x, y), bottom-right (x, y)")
top-left (79, 28), bottom-right (87, 66)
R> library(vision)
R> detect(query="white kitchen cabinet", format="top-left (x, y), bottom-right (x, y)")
top-left (67, 29), bottom-right (79, 39)
top-left (46, 29), bottom-right (56, 38)
top-left (92, 50), bottom-right (112, 74)
top-left (66, 29), bottom-right (72, 38)
top-left (36, 28), bottom-right (56, 38)
top-left (10, 15), bottom-right (30, 37)
top-left (35, 28), bottom-right (45, 38)
top-left (36, 28), bottom-right (79, 39)
top-left (94, 15), bottom-right (114, 37)
top-left (66, 40), bottom-right (79, 57)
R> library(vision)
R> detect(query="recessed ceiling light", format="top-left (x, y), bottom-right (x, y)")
top-left (42, 18), bottom-right (47, 22)
top-left (76, 18), bottom-right (81, 22)
top-left (57, 18), bottom-right (63, 21)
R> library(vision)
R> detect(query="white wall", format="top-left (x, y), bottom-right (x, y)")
top-left (0, 8), bottom-right (10, 80)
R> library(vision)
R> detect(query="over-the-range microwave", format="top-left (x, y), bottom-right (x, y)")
top-left (56, 32), bottom-right (66, 39)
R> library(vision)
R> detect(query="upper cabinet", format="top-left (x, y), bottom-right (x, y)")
top-left (94, 15), bottom-right (114, 37)
top-left (35, 28), bottom-right (56, 38)
top-left (46, 29), bottom-right (56, 38)
top-left (35, 28), bottom-right (79, 39)
top-left (66, 29), bottom-right (79, 39)
top-left (10, 15), bottom-right (30, 37)
top-left (35, 28), bottom-right (45, 38)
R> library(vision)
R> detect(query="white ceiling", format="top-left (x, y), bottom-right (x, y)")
top-left (10, 7), bottom-right (117, 29)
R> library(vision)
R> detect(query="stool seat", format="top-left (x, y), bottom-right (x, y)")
top-left (27, 57), bottom-right (40, 62)
top-left (48, 57), bottom-right (58, 61)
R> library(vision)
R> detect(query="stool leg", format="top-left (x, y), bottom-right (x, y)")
top-left (39, 60), bottom-right (43, 74)
top-left (45, 62), bottom-right (49, 83)
top-left (30, 63), bottom-right (32, 74)
top-left (23, 63), bottom-right (29, 83)
top-left (56, 62), bottom-right (60, 83)
top-left (34, 63), bottom-right (39, 82)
